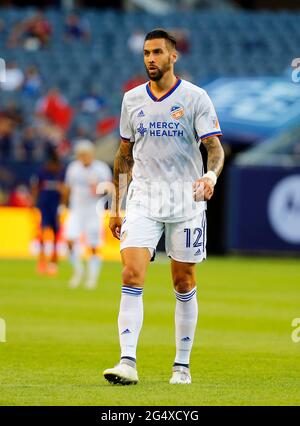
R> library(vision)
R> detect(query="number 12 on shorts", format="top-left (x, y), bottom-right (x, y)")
top-left (184, 228), bottom-right (203, 248)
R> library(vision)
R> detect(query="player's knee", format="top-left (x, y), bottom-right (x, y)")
top-left (122, 265), bottom-right (144, 286)
top-left (173, 274), bottom-right (195, 293)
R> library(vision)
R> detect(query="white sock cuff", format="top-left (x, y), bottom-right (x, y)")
top-left (122, 286), bottom-right (143, 297)
top-left (174, 287), bottom-right (197, 302)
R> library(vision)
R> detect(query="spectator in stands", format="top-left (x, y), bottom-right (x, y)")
top-left (23, 66), bottom-right (42, 97)
top-left (0, 101), bottom-right (23, 160)
top-left (8, 11), bottom-right (52, 50)
top-left (170, 29), bottom-right (190, 54)
top-left (128, 29), bottom-right (145, 54)
top-left (0, 61), bottom-right (24, 92)
top-left (19, 127), bottom-right (37, 161)
top-left (36, 87), bottom-right (73, 131)
top-left (2, 101), bottom-right (23, 127)
top-left (0, 126), bottom-right (11, 160)
top-left (72, 125), bottom-right (94, 145)
top-left (64, 13), bottom-right (90, 42)
top-left (123, 74), bottom-right (147, 92)
top-left (79, 88), bottom-right (106, 114)
top-left (8, 184), bottom-right (32, 208)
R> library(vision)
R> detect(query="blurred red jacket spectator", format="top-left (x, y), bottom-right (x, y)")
top-left (36, 88), bottom-right (73, 130)
top-left (96, 116), bottom-right (119, 137)
top-left (123, 75), bottom-right (147, 93)
top-left (8, 185), bottom-right (32, 207)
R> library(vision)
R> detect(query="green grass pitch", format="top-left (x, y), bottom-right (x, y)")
top-left (0, 256), bottom-right (299, 406)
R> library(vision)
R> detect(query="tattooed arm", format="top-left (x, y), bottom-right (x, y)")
top-left (193, 136), bottom-right (225, 201)
top-left (202, 136), bottom-right (224, 177)
top-left (109, 140), bottom-right (134, 239)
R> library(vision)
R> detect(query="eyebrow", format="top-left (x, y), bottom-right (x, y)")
top-left (144, 48), bottom-right (163, 54)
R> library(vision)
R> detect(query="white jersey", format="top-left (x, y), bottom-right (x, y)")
top-left (120, 78), bottom-right (222, 222)
top-left (65, 160), bottom-right (112, 211)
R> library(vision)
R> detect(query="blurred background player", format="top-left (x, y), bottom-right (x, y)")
top-left (63, 140), bottom-right (112, 290)
top-left (31, 147), bottom-right (64, 276)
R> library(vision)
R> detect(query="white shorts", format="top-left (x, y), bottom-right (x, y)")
top-left (64, 209), bottom-right (102, 248)
top-left (120, 210), bottom-right (207, 263)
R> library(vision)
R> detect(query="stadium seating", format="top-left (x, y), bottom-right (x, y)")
top-left (0, 7), bottom-right (300, 153)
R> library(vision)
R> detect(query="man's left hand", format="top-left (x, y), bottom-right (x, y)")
top-left (193, 177), bottom-right (214, 202)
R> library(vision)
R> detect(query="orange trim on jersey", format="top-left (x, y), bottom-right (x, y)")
top-left (201, 132), bottom-right (222, 141)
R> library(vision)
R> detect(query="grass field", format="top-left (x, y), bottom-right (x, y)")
top-left (0, 256), bottom-right (299, 406)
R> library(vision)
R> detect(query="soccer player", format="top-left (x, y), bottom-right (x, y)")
top-left (31, 148), bottom-right (64, 275)
top-left (63, 140), bottom-right (112, 289)
top-left (103, 29), bottom-right (225, 385)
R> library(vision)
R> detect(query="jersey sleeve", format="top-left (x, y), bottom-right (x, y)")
top-left (120, 95), bottom-right (134, 142)
top-left (194, 91), bottom-right (222, 141)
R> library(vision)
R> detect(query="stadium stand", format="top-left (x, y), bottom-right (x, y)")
top-left (0, 7), bottom-right (300, 204)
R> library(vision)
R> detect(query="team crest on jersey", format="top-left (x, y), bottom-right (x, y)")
top-left (170, 105), bottom-right (184, 120)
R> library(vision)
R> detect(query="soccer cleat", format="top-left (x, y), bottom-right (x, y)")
top-left (69, 269), bottom-right (84, 289)
top-left (47, 262), bottom-right (58, 276)
top-left (103, 363), bottom-right (138, 385)
top-left (169, 366), bottom-right (191, 384)
top-left (85, 277), bottom-right (97, 290)
top-left (37, 261), bottom-right (47, 275)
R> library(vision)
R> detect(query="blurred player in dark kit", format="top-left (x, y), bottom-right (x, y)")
top-left (31, 148), bottom-right (65, 275)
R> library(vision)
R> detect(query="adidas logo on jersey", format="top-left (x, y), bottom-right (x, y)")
top-left (121, 328), bottom-right (131, 335)
top-left (194, 248), bottom-right (202, 256)
top-left (181, 336), bottom-right (191, 342)
top-left (137, 110), bottom-right (145, 117)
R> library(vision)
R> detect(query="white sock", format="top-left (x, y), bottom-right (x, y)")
top-left (70, 246), bottom-right (83, 275)
top-left (118, 286), bottom-right (143, 364)
top-left (174, 287), bottom-right (198, 367)
top-left (87, 255), bottom-right (102, 283)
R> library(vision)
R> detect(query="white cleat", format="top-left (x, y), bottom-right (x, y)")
top-left (169, 366), bottom-right (192, 384)
top-left (103, 363), bottom-right (138, 385)
top-left (85, 277), bottom-right (97, 290)
top-left (69, 270), bottom-right (83, 289)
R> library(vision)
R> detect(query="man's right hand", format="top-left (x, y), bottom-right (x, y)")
top-left (109, 215), bottom-right (123, 240)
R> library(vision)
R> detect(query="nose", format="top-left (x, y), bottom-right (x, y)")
top-left (148, 53), bottom-right (155, 63)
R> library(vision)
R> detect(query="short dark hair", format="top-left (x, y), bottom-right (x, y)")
top-left (144, 29), bottom-right (176, 49)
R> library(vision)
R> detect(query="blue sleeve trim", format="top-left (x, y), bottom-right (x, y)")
top-left (120, 135), bottom-right (132, 142)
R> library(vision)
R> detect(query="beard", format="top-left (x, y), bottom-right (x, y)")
top-left (145, 58), bottom-right (171, 81)
top-left (146, 67), bottom-right (164, 81)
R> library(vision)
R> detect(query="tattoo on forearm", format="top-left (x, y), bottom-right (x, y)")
top-left (115, 147), bottom-right (134, 177)
top-left (202, 136), bottom-right (225, 177)
top-left (112, 142), bottom-right (134, 212)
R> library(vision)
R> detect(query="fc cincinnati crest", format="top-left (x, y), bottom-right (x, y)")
top-left (170, 105), bottom-right (184, 120)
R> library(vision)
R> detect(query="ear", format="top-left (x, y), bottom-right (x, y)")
top-left (171, 50), bottom-right (178, 64)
